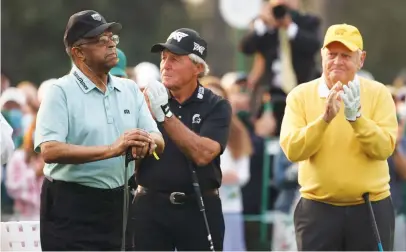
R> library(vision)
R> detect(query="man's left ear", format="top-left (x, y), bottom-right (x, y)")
top-left (359, 51), bottom-right (367, 69)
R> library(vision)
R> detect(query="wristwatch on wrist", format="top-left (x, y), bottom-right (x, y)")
top-left (160, 103), bottom-right (173, 119)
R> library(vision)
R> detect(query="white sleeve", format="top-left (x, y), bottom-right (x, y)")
top-left (1, 114), bottom-right (15, 165)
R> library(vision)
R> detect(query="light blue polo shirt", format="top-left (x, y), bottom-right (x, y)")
top-left (34, 65), bottom-right (160, 189)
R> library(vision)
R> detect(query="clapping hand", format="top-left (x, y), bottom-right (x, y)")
top-left (339, 81), bottom-right (361, 122)
top-left (323, 82), bottom-right (343, 123)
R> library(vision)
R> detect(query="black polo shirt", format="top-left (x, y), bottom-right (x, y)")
top-left (136, 83), bottom-right (232, 193)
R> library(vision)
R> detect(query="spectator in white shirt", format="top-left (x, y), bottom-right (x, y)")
top-left (203, 81), bottom-right (253, 251)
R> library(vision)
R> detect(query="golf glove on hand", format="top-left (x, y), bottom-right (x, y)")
top-left (340, 81), bottom-right (361, 122)
top-left (145, 80), bottom-right (172, 122)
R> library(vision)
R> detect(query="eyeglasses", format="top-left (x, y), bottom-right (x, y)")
top-left (75, 34), bottom-right (119, 47)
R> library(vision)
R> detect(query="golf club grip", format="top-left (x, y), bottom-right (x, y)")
top-left (190, 168), bottom-right (205, 208)
top-left (125, 148), bottom-right (134, 167)
top-left (362, 193), bottom-right (384, 251)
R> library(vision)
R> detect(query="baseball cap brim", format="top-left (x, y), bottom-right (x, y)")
top-left (110, 67), bottom-right (127, 78)
top-left (150, 43), bottom-right (190, 55)
top-left (323, 39), bottom-right (359, 52)
top-left (83, 22), bottom-right (122, 38)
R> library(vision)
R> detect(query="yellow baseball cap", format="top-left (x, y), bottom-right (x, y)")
top-left (323, 24), bottom-right (363, 51)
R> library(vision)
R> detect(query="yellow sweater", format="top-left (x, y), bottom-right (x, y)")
top-left (280, 77), bottom-right (398, 205)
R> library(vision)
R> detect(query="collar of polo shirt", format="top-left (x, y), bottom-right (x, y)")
top-left (318, 74), bottom-right (360, 98)
top-left (70, 65), bottom-right (122, 93)
top-left (168, 82), bottom-right (206, 104)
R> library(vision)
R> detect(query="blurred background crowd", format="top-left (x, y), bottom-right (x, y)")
top-left (1, 0), bottom-right (406, 250)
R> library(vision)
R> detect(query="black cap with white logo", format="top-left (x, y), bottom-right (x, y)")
top-left (64, 10), bottom-right (122, 47)
top-left (151, 28), bottom-right (208, 60)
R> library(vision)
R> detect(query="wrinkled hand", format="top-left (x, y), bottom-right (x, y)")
top-left (339, 81), bottom-right (361, 122)
top-left (145, 80), bottom-right (170, 122)
top-left (111, 129), bottom-right (153, 157)
top-left (131, 141), bottom-right (157, 159)
top-left (323, 82), bottom-right (343, 123)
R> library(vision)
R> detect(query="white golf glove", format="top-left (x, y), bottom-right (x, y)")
top-left (340, 81), bottom-right (361, 122)
top-left (145, 80), bottom-right (172, 122)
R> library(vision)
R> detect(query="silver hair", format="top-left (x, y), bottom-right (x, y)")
top-left (188, 53), bottom-right (210, 78)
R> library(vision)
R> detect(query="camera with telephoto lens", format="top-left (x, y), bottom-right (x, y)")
top-left (272, 4), bottom-right (288, 20)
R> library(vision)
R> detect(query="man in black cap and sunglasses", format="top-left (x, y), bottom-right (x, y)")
top-left (35, 10), bottom-right (164, 250)
top-left (126, 28), bottom-right (232, 251)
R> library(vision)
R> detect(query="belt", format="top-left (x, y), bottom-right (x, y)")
top-left (135, 186), bottom-right (219, 205)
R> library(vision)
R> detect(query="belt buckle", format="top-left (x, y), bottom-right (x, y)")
top-left (169, 192), bottom-right (185, 205)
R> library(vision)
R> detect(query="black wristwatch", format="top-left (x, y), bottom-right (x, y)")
top-left (160, 103), bottom-right (173, 121)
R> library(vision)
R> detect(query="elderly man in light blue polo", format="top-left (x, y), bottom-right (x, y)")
top-left (34, 10), bottom-right (164, 251)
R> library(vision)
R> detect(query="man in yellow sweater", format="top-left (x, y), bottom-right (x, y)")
top-left (280, 23), bottom-right (397, 251)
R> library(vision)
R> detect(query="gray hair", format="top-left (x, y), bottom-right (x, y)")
top-left (188, 53), bottom-right (210, 78)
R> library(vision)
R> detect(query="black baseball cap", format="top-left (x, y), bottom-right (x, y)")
top-left (64, 10), bottom-right (122, 47)
top-left (151, 28), bottom-right (208, 60)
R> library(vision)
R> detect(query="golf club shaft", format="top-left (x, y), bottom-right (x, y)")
top-left (362, 193), bottom-right (383, 252)
top-left (121, 148), bottom-right (134, 251)
top-left (190, 165), bottom-right (215, 252)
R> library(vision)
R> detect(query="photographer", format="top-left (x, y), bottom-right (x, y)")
top-left (240, 0), bottom-right (321, 95)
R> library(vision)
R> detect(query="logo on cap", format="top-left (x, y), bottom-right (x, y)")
top-left (91, 13), bottom-right (102, 21)
top-left (193, 42), bottom-right (205, 55)
top-left (167, 31), bottom-right (188, 43)
top-left (335, 28), bottom-right (346, 36)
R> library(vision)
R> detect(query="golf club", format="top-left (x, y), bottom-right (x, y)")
top-left (188, 123), bottom-right (215, 252)
top-left (121, 148), bottom-right (135, 251)
top-left (362, 192), bottom-right (384, 252)
top-left (188, 161), bottom-right (216, 252)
